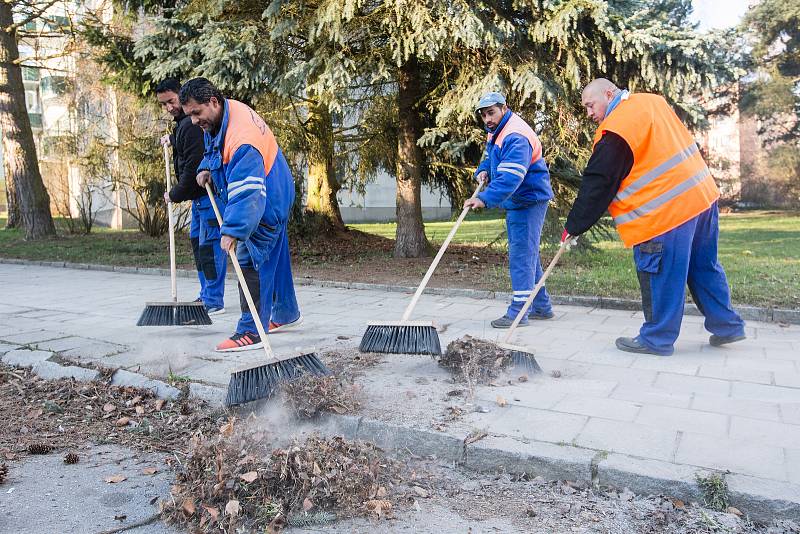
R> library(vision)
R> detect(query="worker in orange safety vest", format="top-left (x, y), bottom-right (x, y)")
top-left (562, 78), bottom-right (746, 356)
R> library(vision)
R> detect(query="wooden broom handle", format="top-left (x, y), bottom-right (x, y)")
top-left (400, 179), bottom-right (484, 322)
top-left (204, 182), bottom-right (275, 360)
top-left (162, 144), bottom-right (178, 302)
top-left (503, 239), bottom-right (569, 343)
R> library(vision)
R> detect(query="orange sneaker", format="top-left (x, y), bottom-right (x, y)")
top-left (215, 331), bottom-right (263, 352)
top-left (268, 314), bottom-right (304, 333)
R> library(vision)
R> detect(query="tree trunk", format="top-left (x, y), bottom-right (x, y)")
top-left (0, 3), bottom-right (56, 239)
top-left (305, 99), bottom-right (344, 230)
top-left (4, 162), bottom-right (19, 227)
top-left (394, 56), bottom-right (430, 258)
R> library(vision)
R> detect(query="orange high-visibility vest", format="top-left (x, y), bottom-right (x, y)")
top-left (222, 100), bottom-right (279, 174)
top-left (594, 93), bottom-right (719, 247)
top-left (491, 113), bottom-right (543, 163)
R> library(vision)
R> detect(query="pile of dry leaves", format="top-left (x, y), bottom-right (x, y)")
top-left (162, 419), bottom-right (405, 532)
top-left (0, 362), bottom-right (221, 460)
top-left (438, 335), bottom-right (513, 384)
top-left (280, 373), bottom-right (361, 418)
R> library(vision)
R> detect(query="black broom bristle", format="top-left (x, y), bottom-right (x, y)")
top-left (137, 302), bottom-right (212, 326)
top-left (359, 324), bottom-right (441, 355)
top-left (510, 349), bottom-right (543, 374)
top-left (224, 352), bottom-right (330, 406)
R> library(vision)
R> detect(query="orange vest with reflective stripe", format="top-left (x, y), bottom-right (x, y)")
top-left (492, 113), bottom-right (543, 163)
top-left (222, 100), bottom-right (279, 175)
top-left (594, 93), bottom-right (719, 247)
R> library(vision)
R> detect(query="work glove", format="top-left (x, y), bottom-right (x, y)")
top-left (561, 229), bottom-right (578, 250)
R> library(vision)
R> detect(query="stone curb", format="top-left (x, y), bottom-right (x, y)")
top-left (183, 381), bottom-right (800, 523)
top-left (111, 369), bottom-right (181, 400)
top-left (2, 257), bottom-right (797, 325)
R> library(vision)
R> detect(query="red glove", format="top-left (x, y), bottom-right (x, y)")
top-left (561, 229), bottom-right (570, 242)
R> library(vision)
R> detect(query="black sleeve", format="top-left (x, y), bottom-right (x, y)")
top-left (564, 131), bottom-right (634, 236)
top-left (168, 120), bottom-right (206, 202)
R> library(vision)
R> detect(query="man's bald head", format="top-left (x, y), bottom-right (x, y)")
top-left (581, 78), bottom-right (620, 124)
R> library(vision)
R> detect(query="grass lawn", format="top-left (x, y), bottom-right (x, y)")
top-left (1, 210), bottom-right (798, 308)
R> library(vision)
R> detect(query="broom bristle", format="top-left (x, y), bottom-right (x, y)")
top-left (359, 324), bottom-right (441, 355)
top-left (510, 349), bottom-right (542, 374)
top-left (224, 352), bottom-right (330, 406)
top-left (137, 302), bottom-right (212, 326)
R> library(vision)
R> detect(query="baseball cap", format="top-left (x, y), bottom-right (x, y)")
top-left (475, 91), bottom-right (506, 112)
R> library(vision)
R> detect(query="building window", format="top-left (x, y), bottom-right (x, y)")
top-left (22, 67), bottom-right (40, 82)
top-left (40, 76), bottom-right (70, 99)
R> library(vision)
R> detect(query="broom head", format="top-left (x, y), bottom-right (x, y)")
top-left (225, 348), bottom-right (330, 406)
top-left (495, 341), bottom-right (543, 375)
top-left (137, 301), bottom-right (212, 326)
top-left (359, 321), bottom-right (441, 355)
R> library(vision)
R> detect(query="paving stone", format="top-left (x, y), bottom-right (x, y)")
top-left (475, 406), bottom-right (588, 444)
top-left (675, 433), bottom-right (787, 481)
top-left (691, 394), bottom-right (781, 422)
top-left (30, 336), bottom-right (86, 353)
top-left (111, 369), bottom-right (180, 400)
top-left (635, 405), bottom-right (728, 437)
top-left (0, 330), bottom-right (68, 345)
top-left (0, 343), bottom-right (21, 356)
top-left (1, 349), bottom-right (54, 366)
top-left (731, 382), bottom-right (800, 403)
top-left (631, 357), bottom-right (701, 376)
top-left (729, 417), bottom-right (800, 449)
top-left (653, 373), bottom-right (731, 396)
top-left (697, 364), bottom-right (773, 385)
top-left (723, 354), bottom-right (798, 372)
top-left (61, 341), bottom-right (127, 360)
top-left (31, 361), bottom-right (99, 382)
top-left (552, 395), bottom-right (642, 422)
top-left (787, 449), bottom-right (800, 485)
top-left (473, 385), bottom-right (567, 411)
top-left (775, 372), bottom-right (800, 388)
top-left (727, 474), bottom-right (800, 523)
top-left (574, 419), bottom-right (677, 461)
top-left (610, 384), bottom-right (691, 408)
top-left (781, 403), bottom-right (800, 425)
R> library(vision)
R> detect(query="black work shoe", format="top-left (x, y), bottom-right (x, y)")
top-left (491, 315), bottom-right (529, 329)
top-left (615, 336), bottom-right (663, 355)
top-left (529, 310), bottom-right (555, 320)
top-left (709, 334), bottom-right (746, 347)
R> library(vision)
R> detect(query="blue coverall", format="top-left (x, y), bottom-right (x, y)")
top-left (475, 110), bottom-right (555, 320)
top-left (189, 196), bottom-right (227, 310)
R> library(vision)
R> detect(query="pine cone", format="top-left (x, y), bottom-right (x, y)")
top-left (0, 463), bottom-right (8, 484)
top-left (27, 443), bottom-right (51, 455)
top-left (64, 452), bottom-right (79, 465)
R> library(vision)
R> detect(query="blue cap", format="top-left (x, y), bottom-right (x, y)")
top-left (475, 91), bottom-right (506, 112)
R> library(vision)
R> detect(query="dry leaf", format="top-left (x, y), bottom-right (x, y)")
top-left (135, 406), bottom-right (145, 415)
top-left (219, 419), bottom-right (235, 437)
top-left (225, 500), bottom-right (240, 517)
top-left (203, 506), bottom-right (219, 521)
top-left (671, 498), bottom-right (685, 509)
top-left (376, 486), bottom-right (387, 498)
top-left (105, 474), bottom-right (127, 484)
top-left (102, 403), bottom-right (115, 413)
top-left (412, 486), bottom-right (429, 498)
top-left (496, 395), bottom-right (507, 407)
top-left (727, 506), bottom-right (743, 517)
top-left (115, 417), bottom-right (130, 427)
top-left (182, 499), bottom-right (196, 516)
top-left (365, 499), bottom-right (392, 516)
top-left (142, 467), bottom-right (158, 475)
top-left (131, 396), bottom-right (142, 405)
top-left (312, 463), bottom-right (322, 476)
top-left (239, 471), bottom-right (258, 483)
top-left (303, 498), bottom-right (314, 511)
top-left (155, 399), bottom-right (165, 411)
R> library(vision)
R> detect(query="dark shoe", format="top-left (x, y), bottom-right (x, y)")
top-left (709, 334), bottom-right (746, 347)
top-left (529, 310), bottom-right (554, 320)
top-left (615, 336), bottom-right (663, 355)
top-left (491, 315), bottom-right (529, 329)
top-left (215, 331), bottom-right (263, 352)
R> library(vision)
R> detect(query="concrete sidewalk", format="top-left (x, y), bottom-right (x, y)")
top-left (0, 263), bottom-right (798, 519)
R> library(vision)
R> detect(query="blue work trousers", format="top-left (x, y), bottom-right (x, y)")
top-left (634, 202), bottom-right (745, 355)
top-left (506, 201), bottom-right (553, 319)
top-left (234, 223), bottom-right (300, 335)
top-left (189, 198), bottom-right (227, 309)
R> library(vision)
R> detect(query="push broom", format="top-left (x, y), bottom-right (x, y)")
top-left (203, 183), bottom-right (329, 406)
top-left (490, 236), bottom-right (575, 374)
top-left (137, 145), bottom-right (212, 327)
top-left (359, 180), bottom-right (484, 355)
